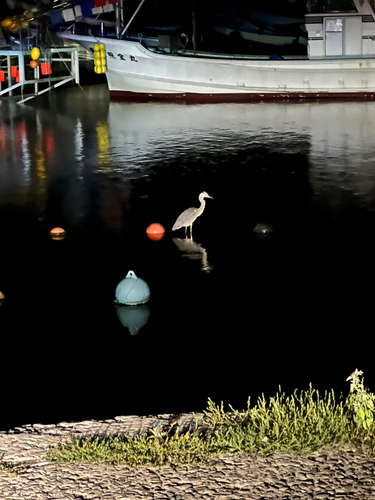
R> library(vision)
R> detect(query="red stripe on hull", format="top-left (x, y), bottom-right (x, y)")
top-left (110, 90), bottom-right (375, 103)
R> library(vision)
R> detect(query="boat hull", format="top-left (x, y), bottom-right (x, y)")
top-left (59, 34), bottom-right (375, 101)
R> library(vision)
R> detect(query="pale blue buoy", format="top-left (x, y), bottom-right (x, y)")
top-left (115, 270), bottom-right (150, 305)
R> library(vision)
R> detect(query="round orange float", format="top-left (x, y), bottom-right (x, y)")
top-left (9, 22), bottom-right (19, 32)
top-left (146, 223), bottom-right (165, 241)
top-left (49, 227), bottom-right (66, 240)
top-left (1, 19), bottom-right (12, 28)
top-left (30, 60), bottom-right (38, 69)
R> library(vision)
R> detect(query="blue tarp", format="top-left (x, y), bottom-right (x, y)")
top-left (49, 11), bottom-right (64, 25)
top-left (75, 0), bottom-right (95, 17)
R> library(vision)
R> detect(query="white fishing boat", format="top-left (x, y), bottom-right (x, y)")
top-left (51, 0), bottom-right (375, 100)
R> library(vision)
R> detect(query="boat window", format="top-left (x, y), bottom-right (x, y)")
top-left (307, 0), bottom-right (357, 13)
top-left (326, 18), bottom-right (343, 31)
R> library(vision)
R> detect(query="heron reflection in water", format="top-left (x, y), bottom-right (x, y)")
top-left (173, 238), bottom-right (213, 273)
top-left (172, 191), bottom-right (213, 239)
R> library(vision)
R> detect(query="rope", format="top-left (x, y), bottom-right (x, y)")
top-left (46, 29), bottom-right (91, 99)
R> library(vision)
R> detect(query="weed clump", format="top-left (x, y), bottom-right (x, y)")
top-left (44, 370), bottom-right (375, 467)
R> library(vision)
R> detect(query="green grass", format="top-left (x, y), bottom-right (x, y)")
top-left (45, 374), bottom-right (375, 468)
top-left (0, 455), bottom-right (25, 475)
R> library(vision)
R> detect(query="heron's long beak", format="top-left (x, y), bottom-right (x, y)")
top-left (208, 196), bottom-right (213, 199)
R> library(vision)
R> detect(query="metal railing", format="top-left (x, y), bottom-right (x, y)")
top-left (0, 46), bottom-right (79, 104)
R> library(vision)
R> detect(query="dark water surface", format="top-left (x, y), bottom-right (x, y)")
top-left (1, 85), bottom-right (375, 430)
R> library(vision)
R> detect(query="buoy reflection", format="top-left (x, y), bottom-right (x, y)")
top-left (173, 238), bottom-right (213, 273)
top-left (96, 120), bottom-right (110, 171)
top-left (253, 223), bottom-right (273, 238)
top-left (49, 227), bottom-right (67, 240)
top-left (115, 304), bottom-right (150, 335)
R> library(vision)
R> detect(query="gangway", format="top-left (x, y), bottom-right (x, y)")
top-left (0, 46), bottom-right (79, 104)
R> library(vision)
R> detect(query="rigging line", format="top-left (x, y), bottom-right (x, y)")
top-left (121, 0), bottom-right (147, 36)
top-left (46, 30), bottom-right (91, 99)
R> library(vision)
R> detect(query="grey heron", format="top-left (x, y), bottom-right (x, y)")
top-left (172, 191), bottom-right (213, 238)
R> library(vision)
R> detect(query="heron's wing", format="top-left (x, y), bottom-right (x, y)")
top-left (172, 207), bottom-right (197, 230)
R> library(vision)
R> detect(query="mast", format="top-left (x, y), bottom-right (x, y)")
top-left (192, 0), bottom-right (197, 53)
top-left (115, 0), bottom-right (124, 38)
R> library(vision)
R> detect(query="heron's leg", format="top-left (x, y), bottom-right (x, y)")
top-left (185, 226), bottom-right (188, 238)
top-left (190, 224), bottom-right (193, 239)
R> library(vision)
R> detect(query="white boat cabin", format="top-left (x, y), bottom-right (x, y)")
top-left (306, 0), bottom-right (375, 58)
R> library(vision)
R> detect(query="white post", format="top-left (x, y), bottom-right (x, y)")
top-left (7, 56), bottom-right (12, 96)
top-left (72, 48), bottom-right (79, 85)
top-left (34, 65), bottom-right (39, 94)
top-left (18, 53), bottom-right (25, 82)
top-left (120, 0), bottom-right (125, 31)
top-left (115, 1), bottom-right (121, 37)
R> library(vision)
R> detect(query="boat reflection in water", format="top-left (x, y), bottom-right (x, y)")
top-left (115, 304), bottom-right (150, 335)
top-left (173, 238), bottom-right (213, 273)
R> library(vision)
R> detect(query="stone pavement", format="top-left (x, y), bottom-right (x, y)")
top-left (1, 414), bottom-right (375, 499)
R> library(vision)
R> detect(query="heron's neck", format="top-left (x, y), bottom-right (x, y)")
top-left (197, 197), bottom-right (206, 215)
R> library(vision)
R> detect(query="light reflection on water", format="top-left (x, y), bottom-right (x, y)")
top-left (1, 85), bottom-right (375, 429)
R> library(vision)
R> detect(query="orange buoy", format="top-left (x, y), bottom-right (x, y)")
top-left (9, 22), bottom-right (20, 33)
top-left (30, 60), bottom-right (38, 69)
top-left (1, 19), bottom-right (12, 28)
top-left (49, 227), bottom-right (66, 240)
top-left (146, 223), bottom-right (165, 241)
